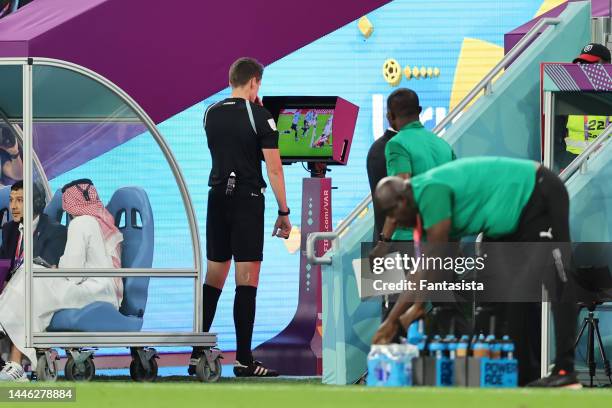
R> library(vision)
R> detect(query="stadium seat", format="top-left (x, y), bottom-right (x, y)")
top-left (47, 186), bottom-right (154, 332)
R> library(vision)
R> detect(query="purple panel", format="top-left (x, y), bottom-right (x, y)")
top-left (33, 122), bottom-right (146, 179)
top-left (543, 63), bottom-right (612, 91)
top-left (254, 177), bottom-right (331, 375)
top-left (0, 0), bottom-right (389, 125)
top-left (505, 0), bottom-right (610, 54)
top-left (332, 97), bottom-right (359, 165)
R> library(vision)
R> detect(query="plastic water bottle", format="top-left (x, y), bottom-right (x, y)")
top-left (407, 320), bottom-right (422, 345)
top-left (488, 335), bottom-right (502, 359)
top-left (473, 334), bottom-right (490, 359)
top-left (386, 345), bottom-right (406, 386)
top-left (399, 343), bottom-right (419, 385)
top-left (367, 345), bottom-right (390, 386)
top-left (429, 335), bottom-right (445, 359)
top-left (445, 335), bottom-right (458, 359)
top-left (456, 335), bottom-right (469, 358)
top-left (501, 335), bottom-right (515, 360)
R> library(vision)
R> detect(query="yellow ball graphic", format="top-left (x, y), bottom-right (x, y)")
top-left (427, 67), bottom-right (433, 78)
top-left (383, 59), bottom-right (402, 86)
top-left (412, 66), bottom-right (420, 79)
top-left (404, 66), bottom-right (412, 80)
top-left (433, 67), bottom-right (440, 77)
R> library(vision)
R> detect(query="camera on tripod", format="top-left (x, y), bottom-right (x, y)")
top-left (573, 260), bottom-right (612, 387)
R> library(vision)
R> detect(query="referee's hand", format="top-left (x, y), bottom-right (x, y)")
top-left (273, 215), bottom-right (292, 239)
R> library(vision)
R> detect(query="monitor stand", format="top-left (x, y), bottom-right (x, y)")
top-left (253, 163), bottom-right (331, 375)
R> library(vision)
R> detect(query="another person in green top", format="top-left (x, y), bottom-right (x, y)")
top-left (372, 157), bottom-right (580, 389)
top-left (374, 89), bottom-right (458, 335)
top-left (380, 88), bottom-right (455, 242)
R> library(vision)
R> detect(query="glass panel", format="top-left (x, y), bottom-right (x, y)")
top-left (21, 64), bottom-right (198, 341)
top-left (0, 65), bottom-right (22, 120)
top-left (552, 91), bottom-right (612, 173)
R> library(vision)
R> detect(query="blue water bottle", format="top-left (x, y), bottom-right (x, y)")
top-left (445, 335), bottom-right (458, 360)
top-left (429, 335), bottom-right (444, 359)
top-left (367, 345), bottom-right (389, 386)
top-left (407, 320), bottom-right (423, 346)
top-left (502, 335), bottom-right (515, 359)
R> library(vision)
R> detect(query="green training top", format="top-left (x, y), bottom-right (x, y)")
top-left (384, 121), bottom-right (455, 240)
top-left (410, 157), bottom-right (538, 239)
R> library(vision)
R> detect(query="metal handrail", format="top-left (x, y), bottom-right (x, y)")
top-left (332, 17), bottom-right (562, 239)
top-left (559, 122), bottom-right (612, 182)
top-left (433, 17), bottom-right (560, 133)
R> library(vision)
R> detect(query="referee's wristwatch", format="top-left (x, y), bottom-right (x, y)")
top-left (278, 208), bottom-right (290, 216)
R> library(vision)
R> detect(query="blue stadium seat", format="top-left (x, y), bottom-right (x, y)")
top-left (47, 186), bottom-right (154, 332)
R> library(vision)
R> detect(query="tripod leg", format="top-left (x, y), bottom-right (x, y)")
top-left (575, 318), bottom-right (589, 349)
top-left (587, 316), bottom-right (596, 388)
top-left (593, 318), bottom-right (612, 385)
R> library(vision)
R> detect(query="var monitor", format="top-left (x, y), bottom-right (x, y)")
top-left (262, 96), bottom-right (358, 164)
top-left (277, 107), bottom-right (334, 159)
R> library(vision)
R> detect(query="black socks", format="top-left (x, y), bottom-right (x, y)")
top-left (202, 284), bottom-right (223, 332)
top-left (192, 284), bottom-right (222, 359)
top-left (234, 285), bottom-right (257, 364)
top-left (191, 284), bottom-right (258, 366)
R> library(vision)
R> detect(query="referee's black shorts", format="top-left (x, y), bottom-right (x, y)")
top-left (206, 186), bottom-right (265, 262)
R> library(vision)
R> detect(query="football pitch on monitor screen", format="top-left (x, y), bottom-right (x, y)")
top-left (277, 113), bottom-right (332, 158)
top-left (1, 380), bottom-right (609, 408)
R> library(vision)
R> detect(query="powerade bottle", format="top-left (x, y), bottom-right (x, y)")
top-left (429, 335), bottom-right (444, 359)
top-left (386, 345), bottom-right (406, 386)
top-left (445, 335), bottom-right (458, 360)
top-left (456, 335), bottom-right (469, 358)
top-left (488, 335), bottom-right (502, 359)
top-left (502, 335), bottom-right (515, 360)
top-left (472, 334), bottom-right (490, 359)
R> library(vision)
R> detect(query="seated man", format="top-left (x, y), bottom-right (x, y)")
top-left (0, 179), bottom-right (123, 381)
top-left (0, 181), bottom-right (67, 282)
top-left (372, 157), bottom-right (579, 388)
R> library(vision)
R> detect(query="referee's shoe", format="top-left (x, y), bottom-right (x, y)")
top-left (234, 360), bottom-right (279, 377)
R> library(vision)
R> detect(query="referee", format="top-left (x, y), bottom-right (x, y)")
top-left (190, 57), bottom-right (292, 377)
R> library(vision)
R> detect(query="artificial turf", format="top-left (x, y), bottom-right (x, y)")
top-left (0, 380), bottom-right (609, 408)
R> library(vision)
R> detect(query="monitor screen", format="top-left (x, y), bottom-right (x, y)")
top-left (277, 108), bottom-right (334, 159)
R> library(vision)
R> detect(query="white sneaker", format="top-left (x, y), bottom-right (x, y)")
top-left (0, 361), bottom-right (29, 382)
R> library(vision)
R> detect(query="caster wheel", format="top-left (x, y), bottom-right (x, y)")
top-left (130, 357), bottom-right (158, 382)
top-left (196, 356), bottom-right (222, 383)
top-left (36, 354), bottom-right (58, 382)
top-left (64, 355), bottom-right (95, 381)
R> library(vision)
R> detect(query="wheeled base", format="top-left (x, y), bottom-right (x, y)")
top-left (32, 347), bottom-right (223, 383)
